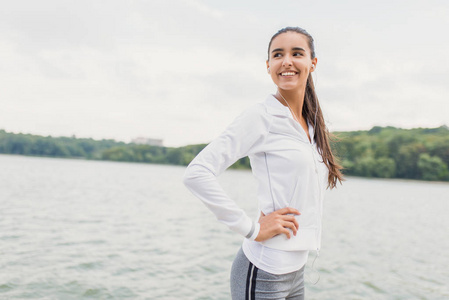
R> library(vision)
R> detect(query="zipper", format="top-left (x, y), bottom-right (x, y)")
top-left (310, 143), bottom-right (322, 285)
top-left (310, 143), bottom-right (321, 254)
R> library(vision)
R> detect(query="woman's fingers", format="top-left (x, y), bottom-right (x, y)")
top-left (255, 207), bottom-right (301, 241)
top-left (280, 227), bottom-right (291, 239)
top-left (282, 214), bottom-right (299, 230)
top-left (275, 207), bottom-right (300, 216)
top-left (281, 220), bottom-right (298, 236)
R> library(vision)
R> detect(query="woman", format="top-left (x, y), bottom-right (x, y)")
top-left (183, 27), bottom-right (343, 299)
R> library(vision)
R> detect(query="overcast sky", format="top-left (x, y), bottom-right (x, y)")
top-left (1, 0), bottom-right (448, 146)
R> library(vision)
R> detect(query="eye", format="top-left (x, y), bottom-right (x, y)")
top-left (293, 52), bottom-right (304, 57)
top-left (273, 52), bottom-right (282, 58)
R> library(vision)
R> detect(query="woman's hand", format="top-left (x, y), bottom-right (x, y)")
top-left (254, 207), bottom-right (300, 242)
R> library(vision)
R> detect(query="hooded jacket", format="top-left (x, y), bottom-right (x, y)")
top-left (183, 94), bottom-right (329, 252)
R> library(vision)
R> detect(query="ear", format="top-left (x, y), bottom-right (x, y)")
top-left (266, 60), bottom-right (270, 73)
top-left (310, 57), bottom-right (318, 72)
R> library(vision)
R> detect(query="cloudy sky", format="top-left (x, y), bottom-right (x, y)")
top-left (1, 0), bottom-right (448, 147)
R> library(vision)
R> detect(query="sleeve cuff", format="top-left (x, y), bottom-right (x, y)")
top-left (245, 222), bottom-right (260, 241)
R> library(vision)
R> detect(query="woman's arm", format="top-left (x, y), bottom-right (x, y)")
top-left (183, 104), bottom-right (269, 240)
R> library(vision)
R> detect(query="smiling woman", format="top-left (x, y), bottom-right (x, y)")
top-left (183, 27), bottom-right (343, 299)
top-left (267, 33), bottom-right (315, 95)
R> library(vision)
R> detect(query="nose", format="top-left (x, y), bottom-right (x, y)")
top-left (282, 54), bottom-right (292, 67)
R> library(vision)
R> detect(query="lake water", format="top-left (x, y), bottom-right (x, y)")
top-left (1, 154), bottom-right (448, 299)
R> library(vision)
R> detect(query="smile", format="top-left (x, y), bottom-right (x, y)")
top-left (280, 72), bottom-right (298, 76)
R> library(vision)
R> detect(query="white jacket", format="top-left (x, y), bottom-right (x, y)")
top-left (183, 94), bottom-right (329, 252)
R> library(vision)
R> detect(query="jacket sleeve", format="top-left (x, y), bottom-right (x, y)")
top-left (183, 104), bottom-right (270, 239)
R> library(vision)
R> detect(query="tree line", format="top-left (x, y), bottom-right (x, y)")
top-left (1, 126), bottom-right (448, 181)
top-left (332, 126), bottom-right (449, 181)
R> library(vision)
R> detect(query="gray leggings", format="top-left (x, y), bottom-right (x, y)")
top-left (230, 247), bottom-right (305, 300)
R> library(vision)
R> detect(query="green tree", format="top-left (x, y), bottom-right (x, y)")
top-left (166, 148), bottom-right (184, 165)
top-left (373, 157), bottom-right (396, 178)
top-left (353, 156), bottom-right (377, 177)
top-left (394, 143), bottom-right (424, 179)
top-left (417, 153), bottom-right (448, 181)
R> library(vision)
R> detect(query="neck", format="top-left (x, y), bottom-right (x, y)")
top-left (276, 88), bottom-right (306, 121)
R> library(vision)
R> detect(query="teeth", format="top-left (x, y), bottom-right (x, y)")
top-left (281, 72), bottom-right (296, 76)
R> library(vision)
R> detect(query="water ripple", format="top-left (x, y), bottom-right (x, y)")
top-left (1, 155), bottom-right (449, 299)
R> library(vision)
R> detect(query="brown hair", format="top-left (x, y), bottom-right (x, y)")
top-left (268, 27), bottom-right (344, 189)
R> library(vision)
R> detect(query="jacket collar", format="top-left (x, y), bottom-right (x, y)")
top-left (264, 94), bottom-right (316, 145)
top-left (265, 94), bottom-right (290, 117)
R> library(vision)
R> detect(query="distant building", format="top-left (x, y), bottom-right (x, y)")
top-left (131, 137), bottom-right (163, 147)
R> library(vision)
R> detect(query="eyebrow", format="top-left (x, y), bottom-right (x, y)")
top-left (271, 47), bottom-right (306, 53)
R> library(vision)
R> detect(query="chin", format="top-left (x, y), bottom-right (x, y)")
top-left (277, 84), bottom-right (300, 91)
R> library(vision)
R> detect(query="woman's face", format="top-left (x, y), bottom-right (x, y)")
top-left (266, 31), bottom-right (317, 92)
